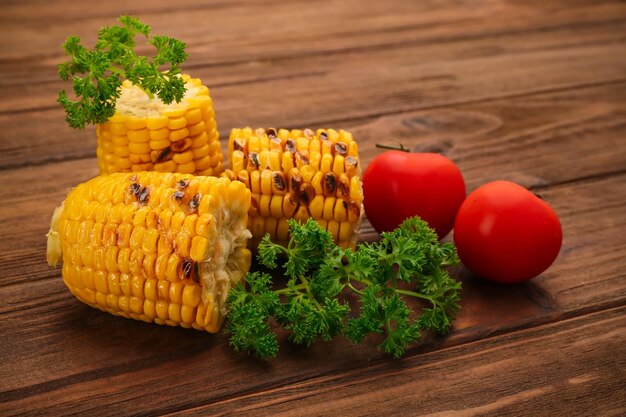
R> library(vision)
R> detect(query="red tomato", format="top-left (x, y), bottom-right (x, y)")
top-left (453, 181), bottom-right (562, 284)
top-left (363, 151), bottom-right (466, 238)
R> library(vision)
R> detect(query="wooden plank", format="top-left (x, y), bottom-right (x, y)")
top-left (0, 173), bottom-right (623, 414)
top-left (1, 23), bottom-right (625, 169)
top-left (164, 306), bottom-right (626, 416)
top-left (2, 0), bottom-right (623, 78)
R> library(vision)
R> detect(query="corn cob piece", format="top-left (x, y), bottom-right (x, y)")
top-left (96, 75), bottom-right (224, 176)
top-left (46, 172), bottom-right (252, 333)
top-left (223, 127), bottom-right (363, 249)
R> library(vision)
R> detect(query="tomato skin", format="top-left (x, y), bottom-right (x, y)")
top-left (362, 151), bottom-right (466, 238)
top-left (453, 181), bottom-right (562, 284)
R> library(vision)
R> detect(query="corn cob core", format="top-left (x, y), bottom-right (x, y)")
top-left (96, 75), bottom-right (224, 177)
top-left (46, 172), bottom-right (252, 333)
top-left (223, 127), bottom-right (363, 249)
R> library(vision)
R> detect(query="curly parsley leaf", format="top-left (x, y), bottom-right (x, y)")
top-left (57, 15), bottom-right (188, 129)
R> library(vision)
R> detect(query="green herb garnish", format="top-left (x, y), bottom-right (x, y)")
top-left (225, 217), bottom-right (461, 359)
top-left (57, 16), bottom-right (188, 129)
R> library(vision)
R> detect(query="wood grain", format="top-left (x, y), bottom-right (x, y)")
top-left (169, 306), bottom-right (626, 417)
top-left (1, 0), bottom-right (625, 415)
top-left (1, 2), bottom-right (625, 169)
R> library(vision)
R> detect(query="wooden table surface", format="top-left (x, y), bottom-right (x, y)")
top-left (1, 0), bottom-right (625, 415)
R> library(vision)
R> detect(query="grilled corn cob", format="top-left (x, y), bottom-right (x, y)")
top-left (223, 127), bottom-right (363, 249)
top-left (96, 75), bottom-right (224, 176)
top-left (46, 172), bottom-right (251, 333)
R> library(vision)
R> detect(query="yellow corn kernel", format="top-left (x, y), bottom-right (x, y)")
top-left (185, 108), bottom-right (202, 125)
top-left (320, 153), bottom-right (333, 174)
top-left (128, 141), bottom-right (151, 154)
top-left (168, 117), bottom-right (187, 130)
top-left (192, 144), bottom-right (210, 159)
top-left (195, 155), bottom-right (212, 171)
top-left (173, 151), bottom-right (194, 164)
top-left (282, 193), bottom-right (298, 217)
top-left (333, 155), bottom-right (345, 175)
top-left (276, 218), bottom-right (290, 241)
top-left (150, 128), bottom-right (170, 141)
top-left (323, 197), bottom-right (336, 221)
top-left (265, 217), bottom-right (278, 236)
top-left (170, 127), bottom-right (190, 142)
top-left (155, 160), bottom-right (177, 172)
top-left (177, 161), bottom-right (196, 174)
top-left (260, 170), bottom-right (273, 195)
top-left (129, 153), bottom-right (151, 164)
top-left (309, 195), bottom-right (324, 218)
top-left (146, 115), bottom-right (169, 130)
top-left (327, 220), bottom-right (340, 239)
top-left (128, 129), bottom-right (150, 143)
top-left (259, 194), bottom-right (271, 217)
top-left (131, 162), bottom-right (154, 172)
top-left (334, 199), bottom-right (348, 222)
top-left (350, 176), bottom-right (362, 204)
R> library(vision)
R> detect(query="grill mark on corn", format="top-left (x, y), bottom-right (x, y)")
top-left (319, 131), bottom-right (329, 140)
top-left (233, 138), bottom-right (246, 151)
top-left (172, 190), bottom-right (185, 202)
top-left (267, 128), bottom-right (277, 139)
top-left (180, 258), bottom-right (198, 282)
top-left (349, 200), bottom-right (361, 218)
top-left (335, 142), bottom-right (347, 155)
top-left (249, 152), bottom-right (260, 168)
top-left (298, 184), bottom-right (314, 206)
top-left (296, 150), bottom-right (309, 166)
top-left (188, 193), bottom-right (202, 213)
top-left (324, 172), bottom-right (337, 195)
top-left (346, 155), bottom-right (358, 169)
top-left (171, 138), bottom-right (192, 152)
top-left (290, 172), bottom-right (303, 193)
top-left (152, 147), bottom-right (172, 163)
top-left (285, 139), bottom-right (296, 154)
top-left (272, 172), bottom-right (286, 191)
top-left (129, 183), bottom-right (150, 205)
top-left (176, 179), bottom-right (190, 190)
top-left (338, 175), bottom-right (350, 197)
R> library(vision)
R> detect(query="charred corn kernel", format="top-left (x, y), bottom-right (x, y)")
top-left (47, 172), bottom-right (252, 333)
top-left (96, 75), bottom-right (223, 175)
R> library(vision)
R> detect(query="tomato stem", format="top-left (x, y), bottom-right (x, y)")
top-left (375, 143), bottom-right (410, 152)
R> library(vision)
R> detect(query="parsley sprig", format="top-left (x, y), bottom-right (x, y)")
top-left (225, 217), bottom-right (461, 359)
top-left (57, 16), bottom-right (188, 129)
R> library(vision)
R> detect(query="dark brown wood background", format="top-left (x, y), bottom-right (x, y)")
top-left (1, 0), bottom-right (625, 415)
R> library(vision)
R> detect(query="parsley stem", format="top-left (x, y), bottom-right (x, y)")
top-left (276, 283), bottom-right (306, 294)
top-left (347, 282), bottom-right (363, 295)
top-left (395, 288), bottom-right (436, 304)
